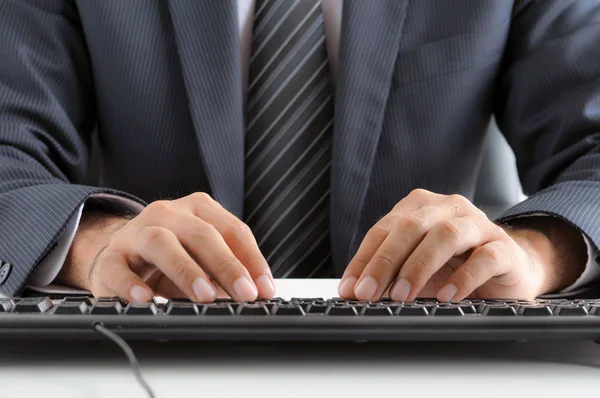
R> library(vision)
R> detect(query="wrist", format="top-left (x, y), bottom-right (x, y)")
top-left (56, 210), bottom-right (129, 290)
top-left (502, 217), bottom-right (587, 295)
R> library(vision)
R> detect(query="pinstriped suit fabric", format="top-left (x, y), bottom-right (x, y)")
top-left (1, 0), bottom-right (600, 296)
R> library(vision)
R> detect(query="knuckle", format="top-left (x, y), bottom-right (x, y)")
top-left (373, 250), bottom-right (398, 269)
top-left (214, 258), bottom-right (242, 277)
top-left (144, 200), bottom-right (172, 217)
top-left (401, 214), bottom-right (429, 233)
top-left (476, 244), bottom-right (504, 264)
top-left (222, 221), bottom-right (252, 241)
top-left (407, 255), bottom-right (430, 273)
top-left (189, 220), bottom-right (219, 240)
top-left (191, 192), bottom-right (213, 204)
top-left (436, 220), bottom-right (461, 242)
top-left (446, 194), bottom-right (471, 210)
top-left (459, 265), bottom-right (479, 285)
top-left (408, 188), bottom-right (430, 201)
top-left (137, 226), bottom-right (173, 248)
top-left (369, 222), bottom-right (393, 241)
top-left (170, 259), bottom-right (193, 280)
top-left (352, 256), bottom-right (370, 269)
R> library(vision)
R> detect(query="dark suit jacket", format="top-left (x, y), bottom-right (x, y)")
top-left (1, 0), bottom-right (600, 296)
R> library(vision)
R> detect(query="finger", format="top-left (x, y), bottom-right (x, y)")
top-left (347, 205), bottom-right (470, 301)
top-left (338, 220), bottom-right (391, 299)
top-left (436, 240), bottom-right (513, 302)
top-left (143, 219), bottom-right (258, 302)
top-left (92, 251), bottom-right (154, 303)
top-left (178, 193), bottom-right (274, 298)
top-left (133, 226), bottom-right (219, 302)
top-left (152, 274), bottom-right (188, 299)
top-left (391, 216), bottom-right (497, 302)
top-left (339, 193), bottom-right (475, 300)
top-left (391, 189), bottom-right (446, 213)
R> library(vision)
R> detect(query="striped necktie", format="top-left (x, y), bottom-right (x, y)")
top-left (244, 0), bottom-right (335, 278)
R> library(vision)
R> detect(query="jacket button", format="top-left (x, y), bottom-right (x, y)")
top-left (0, 262), bottom-right (11, 286)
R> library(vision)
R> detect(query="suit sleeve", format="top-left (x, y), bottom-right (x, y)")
top-left (0, 0), bottom-right (145, 297)
top-left (494, 0), bottom-right (600, 275)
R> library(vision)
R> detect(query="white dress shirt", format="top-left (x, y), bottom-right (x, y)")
top-left (28, 0), bottom-right (600, 294)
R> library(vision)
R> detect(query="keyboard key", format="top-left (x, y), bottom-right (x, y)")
top-left (588, 305), bottom-right (600, 315)
top-left (414, 300), bottom-right (437, 311)
top-left (431, 306), bottom-right (464, 316)
top-left (62, 296), bottom-right (94, 306)
top-left (549, 299), bottom-right (569, 305)
top-left (361, 306), bottom-right (393, 316)
top-left (13, 297), bottom-right (53, 313)
top-left (554, 305), bottom-right (588, 316)
top-left (518, 305), bottom-right (553, 316)
top-left (272, 303), bottom-right (305, 316)
top-left (266, 297), bottom-right (283, 303)
top-left (458, 305), bottom-right (477, 314)
top-left (292, 297), bottom-right (324, 303)
top-left (90, 302), bottom-right (123, 315)
top-left (97, 297), bottom-right (127, 307)
top-left (330, 298), bottom-right (347, 304)
top-left (326, 306), bottom-right (358, 316)
top-left (469, 299), bottom-right (487, 304)
top-left (396, 306), bottom-right (429, 316)
top-left (482, 305), bottom-right (518, 316)
top-left (53, 302), bottom-right (88, 315)
top-left (165, 302), bottom-right (198, 315)
top-left (201, 304), bottom-right (234, 315)
top-left (237, 303), bottom-right (270, 315)
top-left (0, 299), bottom-right (14, 313)
top-left (164, 298), bottom-right (194, 305)
top-left (306, 302), bottom-right (328, 314)
top-left (124, 303), bottom-right (159, 315)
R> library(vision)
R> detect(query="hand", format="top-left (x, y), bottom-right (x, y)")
top-left (337, 189), bottom-right (570, 302)
top-left (57, 193), bottom-right (275, 303)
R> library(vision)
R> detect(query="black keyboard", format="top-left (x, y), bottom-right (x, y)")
top-left (3, 296), bottom-right (600, 342)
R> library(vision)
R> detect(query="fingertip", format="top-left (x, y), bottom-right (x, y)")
top-left (192, 277), bottom-right (217, 302)
top-left (354, 276), bottom-right (378, 301)
top-left (338, 276), bottom-right (357, 298)
top-left (129, 284), bottom-right (154, 303)
top-left (436, 283), bottom-right (458, 302)
top-left (233, 276), bottom-right (258, 301)
top-left (390, 278), bottom-right (411, 302)
top-left (255, 274), bottom-right (275, 299)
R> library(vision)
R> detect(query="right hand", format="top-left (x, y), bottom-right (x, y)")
top-left (57, 192), bottom-right (275, 303)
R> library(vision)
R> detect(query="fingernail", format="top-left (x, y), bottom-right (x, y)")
top-left (129, 285), bottom-right (152, 303)
top-left (338, 276), bottom-right (357, 298)
top-left (192, 278), bottom-right (217, 302)
top-left (256, 274), bottom-right (275, 297)
top-left (390, 278), bottom-right (411, 302)
top-left (437, 284), bottom-right (458, 302)
top-left (354, 276), bottom-right (378, 301)
top-left (233, 276), bottom-right (258, 301)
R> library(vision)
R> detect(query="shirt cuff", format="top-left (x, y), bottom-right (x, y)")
top-left (27, 193), bottom-right (144, 289)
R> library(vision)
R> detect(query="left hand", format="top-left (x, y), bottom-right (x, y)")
top-left (338, 189), bottom-right (549, 302)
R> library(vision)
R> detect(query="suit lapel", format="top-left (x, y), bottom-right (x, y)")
top-left (331, 0), bottom-right (410, 274)
top-left (168, 0), bottom-right (245, 217)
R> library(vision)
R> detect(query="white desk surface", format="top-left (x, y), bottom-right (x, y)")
top-left (2, 279), bottom-right (600, 398)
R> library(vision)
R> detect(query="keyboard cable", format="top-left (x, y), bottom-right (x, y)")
top-left (92, 322), bottom-right (156, 398)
